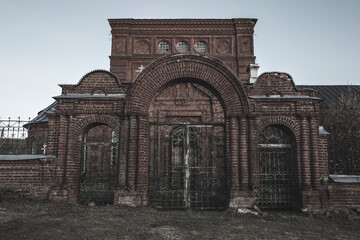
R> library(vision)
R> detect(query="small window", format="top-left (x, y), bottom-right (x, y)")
top-left (195, 41), bottom-right (207, 53)
top-left (176, 41), bottom-right (189, 52)
top-left (158, 41), bottom-right (170, 53)
top-left (31, 140), bottom-right (37, 154)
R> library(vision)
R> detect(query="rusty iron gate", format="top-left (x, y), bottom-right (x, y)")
top-left (258, 126), bottom-right (295, 208)
top-left (149, 124), bottom-right (226, 209)
top-left (79, 126), bottom-right (117, 205)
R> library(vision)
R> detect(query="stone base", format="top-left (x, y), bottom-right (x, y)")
top-left (229, 196), bottom-right (257, 208)
top-left (301, 190), bottom-right (322, 210)
top-left (48, 189), bottom-right (69, 201)
top-left (114, 190), bottom-right (142, 207)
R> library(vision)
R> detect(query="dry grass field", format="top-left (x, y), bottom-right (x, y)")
top-left (1, 191), bottom-right (360, 240)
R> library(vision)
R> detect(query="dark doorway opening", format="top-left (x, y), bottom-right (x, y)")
top-left (79, 124), bottom-right (117, 205)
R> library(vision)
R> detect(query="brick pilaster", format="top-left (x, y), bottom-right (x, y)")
top-left (301, 117), bottom-right (312, 189)
top-left (239, 116), bottom-right (249, 191)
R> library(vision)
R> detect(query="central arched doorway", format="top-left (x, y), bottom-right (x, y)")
top-left (148, 81), bottom-right (226, 209)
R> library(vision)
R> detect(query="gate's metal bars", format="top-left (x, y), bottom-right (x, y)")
top-left (259, 146), bottom-right (294, 208)
top-left (184, 126), bottom-right (190, 208)
top-left (149, 124), bottom-right (225, 209)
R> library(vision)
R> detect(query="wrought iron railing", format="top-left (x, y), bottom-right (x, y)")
top-left (0, 117), bottom-right (30, 139)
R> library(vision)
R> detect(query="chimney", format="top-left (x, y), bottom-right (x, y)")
top-left (247, 63), bottom-right (259, 83)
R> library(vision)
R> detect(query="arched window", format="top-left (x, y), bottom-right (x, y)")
top-left (31, 139), bottom-right (37, 154)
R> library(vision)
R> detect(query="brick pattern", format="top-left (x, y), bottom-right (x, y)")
top-left (250, 72), bottom-right (316, 97)
top-left (327, 183), bottom-right (360, 209)
top-left (0, 158), bottom-right (55, 198)
top-left (60, 71), bottom-right (124, 95)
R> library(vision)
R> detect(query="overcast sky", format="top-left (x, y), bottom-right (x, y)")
top-left (0, 0), bottom-right (359, 120)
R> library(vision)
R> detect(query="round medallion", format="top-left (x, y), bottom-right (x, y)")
top-left (135, 39), bottom-right (150, 54)
top-left (216, 39), bottom-right (230, 53)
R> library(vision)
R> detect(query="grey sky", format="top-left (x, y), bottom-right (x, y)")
top-left (0, 0), bottom-right (359, 119)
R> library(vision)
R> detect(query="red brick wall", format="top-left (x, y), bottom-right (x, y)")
top-left (327, 183), bottom-right (360, 209)
top-left (0, 158), bottom-right (56, 198)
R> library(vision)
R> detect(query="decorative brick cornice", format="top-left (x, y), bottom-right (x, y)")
top-left (109, 18), bottom-right (257, 35)
top-left (108, 18), bottom-right (256, 26)
top-left (111, 29), bottom-right (240, 35)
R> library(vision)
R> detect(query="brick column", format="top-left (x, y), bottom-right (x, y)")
top-left (301, 117), bottom-right (312, 189)
top-left (239, 116), bottom-right (249, 191)
top-left (225, 117), bottom-right (232, 190)
top-left (47, 114), bottom-right (70, 201)
top-left (65, 116), bottom-right (76, 187)
top-left (114, 116), bottom-right (142, 206)
top-left (230, 117), bottom-right (240, 191)
top-left (136, 116), bottom-right (149, 193)
top-left (56, 115), bottom-right (70, 187)
top-left (46, 114), bottom-right (57, 155)
top-left (128, 116), bottom-right (138, 191)
top-left (117, 117), bottom-right (127, 189)
top-left (247, 117), bottom-right (255, 190)
top-left (310, 117), bottom-right (320, 190)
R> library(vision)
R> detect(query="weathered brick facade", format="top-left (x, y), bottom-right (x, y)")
top-left (1, 18), bottom-right (359, 210)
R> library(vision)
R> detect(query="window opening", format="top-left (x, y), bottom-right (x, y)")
top-left (158, 41), bottom-right (170, 53)
top-left (194, 41), bottom-right (207, 53)
top-left (176, 41), bottom-right (189, 52)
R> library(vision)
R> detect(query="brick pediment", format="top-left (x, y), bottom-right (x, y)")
top-left (249, 72), bottom-right (316, 97)
top-left (59, 70), bottom-right (121, 95)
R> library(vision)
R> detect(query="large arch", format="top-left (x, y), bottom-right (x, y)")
top-left (125, 53), bottom-right (249, 117)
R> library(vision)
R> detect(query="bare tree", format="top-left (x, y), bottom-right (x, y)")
top-left (320, 88), bottom-right (360, 175)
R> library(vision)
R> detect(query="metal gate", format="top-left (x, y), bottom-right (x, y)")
top-left (258, 126), bottom-right (294, 208)
top-left (149, 124), bottom-right (225, 209)
top-left (79, 125), bottom-right (117, 205)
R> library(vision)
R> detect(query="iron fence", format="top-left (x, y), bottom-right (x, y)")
top-left (0, 117), bottom-right (30, 139)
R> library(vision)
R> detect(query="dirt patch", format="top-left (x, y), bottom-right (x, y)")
top-left (1, 193), bottom-right (360, 239)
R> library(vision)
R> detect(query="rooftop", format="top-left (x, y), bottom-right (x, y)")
top-left (297, 85), bottom-right (360, 107)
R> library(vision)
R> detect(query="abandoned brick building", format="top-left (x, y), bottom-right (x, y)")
top-left (1, 18), bottom-right (359, 210)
